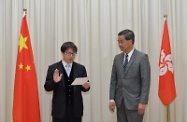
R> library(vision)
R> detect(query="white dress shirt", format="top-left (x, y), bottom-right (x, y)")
top-left (62, 61), bottom-right (72, 77)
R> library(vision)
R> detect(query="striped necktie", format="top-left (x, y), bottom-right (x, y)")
top-left (123, 55), bottom-right (128, 72)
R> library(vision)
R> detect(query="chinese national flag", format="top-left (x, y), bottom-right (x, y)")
top-left (158, 19), bottom-right (176, 106)
top-left (12, 14), bottom-right (41, 122)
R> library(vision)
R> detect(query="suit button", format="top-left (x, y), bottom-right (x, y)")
top-left (68, 80), bottom-right (70, 81)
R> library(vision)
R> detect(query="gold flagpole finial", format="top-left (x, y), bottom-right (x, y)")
top-left (163, 14), bottom-right (168, 18)
top-left (23, 8), bottom-right (27, 15)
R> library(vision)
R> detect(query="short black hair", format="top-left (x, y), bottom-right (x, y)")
top-left (118, 29), bottom-right (135, 44)
top-left (60, 42), bottom-right (78, 53)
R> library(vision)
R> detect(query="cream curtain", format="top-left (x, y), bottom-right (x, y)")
top-left (1, 0), bottom-right (187, 122)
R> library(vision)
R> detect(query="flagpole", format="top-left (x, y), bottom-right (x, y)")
top-left (167, 106), bottom-right (170, 122)
top-left (164, 14), bottom-right (171, 122)
top-left (23, 8), bottom-right (27, 15)
top-left (164, 14), bottom-right (167, 20)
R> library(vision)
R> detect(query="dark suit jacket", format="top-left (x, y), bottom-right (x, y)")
top-left (44, 61), bottom-right (90, 118)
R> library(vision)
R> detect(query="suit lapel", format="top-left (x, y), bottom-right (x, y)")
top-left (124, 49), bottom-right (138, 77)
top-left (72, 62), bottom-right (77, 92)
top-left (119, 53), bottom-right (125, 75)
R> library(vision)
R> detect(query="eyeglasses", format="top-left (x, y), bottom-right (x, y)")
top-left (65, 52), bottom-right (77, 56)
top-left (117, 40), bottom-right (125, 44)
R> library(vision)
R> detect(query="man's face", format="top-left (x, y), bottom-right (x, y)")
top-left (62, 48), bottom-right (76, 63)
top-left (118, 35), bottom-right (132, 53)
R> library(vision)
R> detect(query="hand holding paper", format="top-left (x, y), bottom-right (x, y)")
top-left (71, 77), bottom-right (89, 85)
top-left (82, 82), bottom-right (90, 89)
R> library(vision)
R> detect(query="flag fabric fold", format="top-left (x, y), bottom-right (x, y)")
top-left (158, 18), bottom-right (176, 106)
top-left (12, 14), bottom-right (41, 122)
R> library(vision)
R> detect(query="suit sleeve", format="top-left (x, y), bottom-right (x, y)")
top-left (44, 66), bottom-right (57, 91)
top-left (81, 66), bottom-right (90, 92)
top-left (109, 56), bottom-right (117, 100)
top-left (139, 54), bottom-right (151, 104)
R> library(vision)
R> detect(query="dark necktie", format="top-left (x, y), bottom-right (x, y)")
top-left (123, 55), bottom-right (128, 72)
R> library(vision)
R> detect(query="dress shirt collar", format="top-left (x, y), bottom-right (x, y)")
top-left (124, 48), bottom-right (134, 62)
top-left (62, 60), bottom-right (73, 68)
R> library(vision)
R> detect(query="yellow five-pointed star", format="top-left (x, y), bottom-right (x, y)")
top-left (19, 63), bottom-right (23, 69)
top-left (25, 65), bottom-right (31, 71)
top-left (19, 34), bottom-right (28, 52)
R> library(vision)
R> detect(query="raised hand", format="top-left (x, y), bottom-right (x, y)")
top-left (53, 69), bottom-right (62, 83)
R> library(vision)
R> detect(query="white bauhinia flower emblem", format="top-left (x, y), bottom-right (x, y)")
top-left (159, 49), bottom-right (173, 76)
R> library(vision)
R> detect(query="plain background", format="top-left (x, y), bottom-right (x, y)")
top-left (0, 0), bottom-right (187, 122)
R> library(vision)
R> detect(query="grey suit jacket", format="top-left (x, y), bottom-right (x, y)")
top-left (109, 49), bottom-right (150, 110)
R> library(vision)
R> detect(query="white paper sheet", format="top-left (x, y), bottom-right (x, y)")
top-left (71, 77), bottom-right (89, 85)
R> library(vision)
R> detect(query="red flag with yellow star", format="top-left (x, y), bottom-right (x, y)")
top-left (12, 14), bottom-right (41, 122)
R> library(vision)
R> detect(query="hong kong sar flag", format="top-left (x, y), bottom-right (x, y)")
top-left (158, 18), bottom-right (176, 106)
